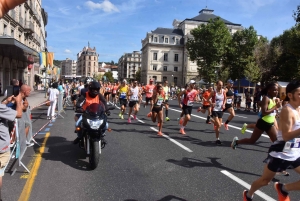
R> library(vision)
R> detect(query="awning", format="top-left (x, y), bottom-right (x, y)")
top-left (35, 74), bottom-right (44, 78)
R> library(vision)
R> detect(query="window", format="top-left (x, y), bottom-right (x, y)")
top-left (163, 66), bottom-right (167, 71)
top-left (11, 29), bottom-right (14, 37)
top-left (174, 77), bottom-right (178, 86)
top-left (89, 56), bottom-right (91, 59)
top-left (3, 24), bottom-right (7, 35)
top-left (153, 52), bottom-right (157, 60)
top-left (94, 62), bottom-right (95, 66)
top-left (89, 62), bottom-right (91, 65)
top-left (163, 53), bottom-right (168, 61)
top-left (154, 37), bottom-right (157, 42)
top-left (163, 76), bottom-right (167, 82)
top-left (174, 54), bottom-right (178, 62)
top-left (176, 38), bottom-right (179, 44)
top-left (153, 76), bottom-right (157, 81)
top-left (165, 37), bottom-right (168, 43)
top-left (174, 67), bottom-right (178, 72)
top-left (153, 65), bottom-right (157, 71)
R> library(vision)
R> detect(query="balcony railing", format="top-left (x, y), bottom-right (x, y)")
top-left (24, 21), bottom-right (34, 33)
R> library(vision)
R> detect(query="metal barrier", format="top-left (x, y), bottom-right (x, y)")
top-left (56, 93), bottom-right (65, 119)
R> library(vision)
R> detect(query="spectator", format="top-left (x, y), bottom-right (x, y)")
top-left (0, 93), bottom-right (23, 201)
top-left (245, 91), bottom-right (252, 112)
top-left (253, 88), bottom-right (261, 112)
top-left (47, 82), bottom-right (59, 120)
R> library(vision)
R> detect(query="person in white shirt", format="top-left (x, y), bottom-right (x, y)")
top-left (47, 82), bottom-right (59, 120)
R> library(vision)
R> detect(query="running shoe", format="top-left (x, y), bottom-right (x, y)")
top-left (206, 121), bottom-right (212, 124)
top-left (127, 118), bottom-right (131, 123)
top-left (274, 182), bottom-right (290, 201)
top-left (179, 117), bottom-right (184, 125)
top-left (179, 128), bottom-right (186, 135)
top-left (243, 190), bottom-right (253, 201)
top-left (231, 136), bottom-right (238, 150)
top-left (241, 123), bottom-right (247, 134)
top-left (119, 113), bottom-right (122, 117)
top-left (121, 115), bottom-right (124, 119)
top-left (224, 123), bottom-right (229, 130)
top-left (133, 115), bottom-right (137, 120)
top-left (216, 139), bottom-right (222, 145)
top-left (147, 112), bottom-right (152, 117)
top-left (197, 107), bottom-right (201, 112)
top-left (157, 131), bottom-right (163, 136)
top-left (165, 117), bottom-right (170, 121)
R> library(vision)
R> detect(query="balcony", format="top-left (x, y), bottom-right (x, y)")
top-left (24, 21), bottom-right (34, 33)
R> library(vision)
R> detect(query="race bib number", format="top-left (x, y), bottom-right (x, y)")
top-left (226, 98), bottom-right (232, 104)
top-left (149, 89), bottom-right (153, 93)
top-left (131, 96), bottom-right (138, 101)
top-left (215, 99), bottom-right (222, 110)
top-left (187, 100), bottom-right (194, 106)
top-left (106, 88), bottom-right (110, 91)
top-left (113, 90), bottom-right (117, 94)
top-left (283, 138), bottom-right (300, 152)
top-left (156, 99), bottom-right (163, 106)
top-left (120, 92), bottom-right (127, 99)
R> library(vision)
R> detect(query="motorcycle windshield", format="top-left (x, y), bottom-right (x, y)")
top-left (85, 103), bottom-right (105, 117)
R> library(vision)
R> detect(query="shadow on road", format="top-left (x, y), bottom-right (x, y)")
top-left (34, 136), bottom-right (93, 171)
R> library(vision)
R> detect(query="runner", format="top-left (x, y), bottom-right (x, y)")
top-left (223, 79), bottom-right (236, 130)
top-left (177, 80), bottom-right (198, 135)
top-left (118, 80), bottom-right (129, 119)
top-left (197, 87), bottom-right (212, 124)
top-left (104, 82), bottom-right (112, 105)
top-left (127, 80), bottom-right (141, 123)
top-left (231, 82), bottom-right (281, 149)
top-left (163, 80), bottom-right (170, 121)
top-left (207, 80), bottom-right (226, 145)
top-left (144, 79), bottom-right (155, 117)
top-left (151, 83), bottom-right (165, 136)
top-left (111, 82), bottom-right (119, 106)
top-left (242, 81), bottom-right (300, 201)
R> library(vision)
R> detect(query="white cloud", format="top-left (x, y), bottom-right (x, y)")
top-left (85, 0), bottom-right (119, 13)
top-left (58, 7), bottom-right (71, 15)
top-left (65, 49), bottom-right (72, 53)
top-left (76, 5), bottom-right (81, 10)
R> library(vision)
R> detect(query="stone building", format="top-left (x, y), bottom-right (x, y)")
top-left (118, 51), bottom-right (142, 81)
top-left (141, 8), bottom-right (243, 86)
top-left (0, 0), bottom-right (47, 91)
top-left (76, 44), bottom-right (99, 78)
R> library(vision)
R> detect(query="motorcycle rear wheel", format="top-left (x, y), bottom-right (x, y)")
top-left (89, 140), bottom-right (100, 170)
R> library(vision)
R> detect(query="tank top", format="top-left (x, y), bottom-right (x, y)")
top-left (146, 85), bottom-right (155, 98)
top-left (213, 89), bottom-right (225, 112)
top-left (202, 91), bottom-right (211, 106)
top-left (154, 93), bottom-right (165, 107)
top-left (262, 98), bottom-right (276, 123)
top-left (226, 88), bottom-right (234, 105)
top-left (119, 85), bottom-right (128, 99)
top-left (270, 104), bottom-right (300, 161)
top-left (163, 86), bottom-right (169, 99)
top-left (130, 87), bottom-right (139, 101)
top-left (183, 89), bottom-right (197, 106)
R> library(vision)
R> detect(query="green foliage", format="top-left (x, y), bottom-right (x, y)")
top-left (293, 5), bottom-right (300, 24)
top-left (186, 18), bottom-right (231, 84)
top-left (103, 71), bottom-right (114, 82)
top-left (94, 73), bottom-right (102, 81)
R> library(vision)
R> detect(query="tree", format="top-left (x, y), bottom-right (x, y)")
top-left (223, 26), bottom-right (259, 91)
top-left (135, 69), bottom-right (141, 82)
top-left (103, 71), bottom-right (114, 82)
top-left (293, 5), bottom-right (300, 24)
top-left (94, 73), bottom-right (102, 81)
top-left (186, 18), bottom-right (231, 84)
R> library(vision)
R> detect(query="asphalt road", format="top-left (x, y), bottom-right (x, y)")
top-left (3, 99), bottom-right (300, 201)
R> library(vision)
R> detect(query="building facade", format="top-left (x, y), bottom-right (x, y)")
top-left (61, 58), bottom-right (76, 78)
top-left (0, 0), bottom-right (47, 91)
top-left (118, 51), bottom-right (142, 81)
top-left (76, 44), bottom-right (99, 78)
top-left (141, 8), bottom-right (243, 86)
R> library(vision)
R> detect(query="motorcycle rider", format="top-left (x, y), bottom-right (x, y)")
top-left (73, 81), bottom-right (109, 144)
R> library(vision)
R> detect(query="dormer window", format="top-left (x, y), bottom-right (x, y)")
top-left (175, 38), bottom-right (179, 45)
top-left (164, 37), bottom-right (169, 43)
top-left (154, 37), bottom-right (158, 42)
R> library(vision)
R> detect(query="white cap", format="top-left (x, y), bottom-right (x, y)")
top-left (189, 80), bottom-right (196, 84)
top-left (123, 79), bottom-right (127, 83)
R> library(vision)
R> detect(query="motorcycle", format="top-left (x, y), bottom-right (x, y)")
top-left (76, 102), bottom-right (114, 170)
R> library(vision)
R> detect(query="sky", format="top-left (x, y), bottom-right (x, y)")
top-left (42, 0), bottom-right (299, 63)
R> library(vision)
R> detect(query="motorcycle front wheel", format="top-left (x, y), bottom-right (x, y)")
top-left (89, 139), bottom-right (100, 170)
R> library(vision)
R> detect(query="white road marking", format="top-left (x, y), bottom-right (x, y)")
top-left (168, 108), bottom-right (270, 139)
top-left (221, 170), bottom-right (276, 201)
top-left (223, 112), bottom-right (247, 118)
top-left (150, 127), bottom-right (193, 153)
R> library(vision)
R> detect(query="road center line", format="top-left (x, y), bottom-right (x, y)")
top-left (168, 108), bottom-right (270, 139)
top-left (220, 170), bottom-right (276, 201)
top-left (150, 127), bottom-right (193, 152)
